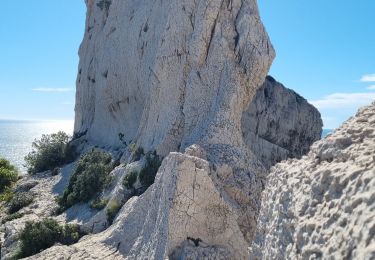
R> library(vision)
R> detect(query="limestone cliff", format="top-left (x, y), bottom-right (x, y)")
top-left (73, 0), bottom-right (275, 251)
top-left (75, 0), bottom-right (275, 157)
top-left (243, 76), bottom-right (322, 168)
top-left (0, 0), bottom-right (327, 259)
top-left (251, 102), bottom-right (375, 259)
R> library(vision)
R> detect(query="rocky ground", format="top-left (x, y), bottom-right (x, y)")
top-left (252, 102), bottom-right (375, 259)
top-left (0, 73), bottom-right (321, 259)
top-left (4, 0), bottom-right (372, 259)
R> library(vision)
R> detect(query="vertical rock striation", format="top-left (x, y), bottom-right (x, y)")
top-left (25, 0), bottom-right (277, 258)
top-left (6, 0), bottom-right (327, 259)
top-left (0, 0), bottom-right (328, 259)
top-left (72, 0), bottom-right (275, 254)
top-left (74, 0), bottom-right (275, 156)
top-left (242, 76), bottom-right (322, 168)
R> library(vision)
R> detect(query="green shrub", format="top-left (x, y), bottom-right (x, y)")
top-left (1, 212), bottom-right (24, 224)
top-left (24, 131), bottom-right (77, 174)
top-left (139, 152), bottom-right (162, 189)
top-left (16, 218), bottom-right (83, 259)
top-left (90, 198), bottom-right (109, 210)
top-left (8, 192), bottom-right (33, 214)
top-left (123, 171), bottom-right (138, 189)
top-left (106, 200), bottom-right (122, 224)
top-left (15, 181), bottom-right (38, 193)
top-left (58, 150), bottom-right (113, 210)
top-left (59, 223), bottom-right (82, 245)
top-left (0, 158), bottom-right (18, 193)
top-left (0, 189), bottom-right (14, 203)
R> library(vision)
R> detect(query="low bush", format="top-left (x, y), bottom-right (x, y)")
top-left (58, 150), bottom-right (113, 210)
top-left (1, 212), bottom-right (24, 224)
top-left (15, 181), bottom-right (38, 193)
top-left (106, 200), bottom-right (122, 224)
top-left (90, 198), bottom-right (109, 210)
top-left (8, 192), bottom-right (33, 214)
top-left (0, 158), bottom-right (19, 193)
top-left (24, 131), bottom-right (76, 174)
top-left (123, 170), bottom-right (138, 189)
top-left (16, 218), bottom-right (83, 259)
top-left (139, 152), bottom-right (162, 189)
top-left (0, 189), bottom-right (14, 203)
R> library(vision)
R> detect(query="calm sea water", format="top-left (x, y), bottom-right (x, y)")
top-left (322, 129), bottom-right (333, 138)
top-left (0, 121), bottom-right (333, 174)
top-left (0, 120), bottom-right (74, 173)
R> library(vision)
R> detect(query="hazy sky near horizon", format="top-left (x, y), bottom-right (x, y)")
top-left (0, 1), bottom-right (374, 129)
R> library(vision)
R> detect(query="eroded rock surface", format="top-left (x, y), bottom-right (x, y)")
top-left (1, 0), bottom-right (329, 259)
top-left (74, 0), bottom-right (275, 157)
top-left (29, 148), bottom-right (251, 259)
top-left (242, 76), bottom-right (322, 168)
top-left (0, 164), bottom-right (75, 259)
top-left (72, 0), bottom-right (275, 254)
top-left (252, 102), bottom-right (375, 259)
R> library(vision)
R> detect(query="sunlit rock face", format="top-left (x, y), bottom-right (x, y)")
top-left (251, 102), bottom-right (375, 259)
top-left (73, 0), bottom-right (275, 251)
top-left (29, 0), bottom-right (275, 258)
top-left (0, 0), bottom-right (332, 258)
top-left (74, 0), bottom-right (275, 157)
top-left (29, 147), bottom-right (253, 259)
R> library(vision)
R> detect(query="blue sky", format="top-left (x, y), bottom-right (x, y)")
top-left (258, 0), bottom-right (375, 128)
top-left (0, 0), bottom-right (85, 120)
top-left (0, 1), bottom-right (374, 129)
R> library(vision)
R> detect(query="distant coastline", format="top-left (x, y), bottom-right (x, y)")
top-left (0, 120), bottom-right (73, 173)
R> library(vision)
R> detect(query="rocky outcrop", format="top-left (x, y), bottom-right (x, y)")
top-left (0, 0), bottom-right (328, 259)
top-left (251, 102), bottom-right (375, 259)
top-left (74, 0), bottom-right (274, 156)
top-left (28, 146), bottom-right (251, 259)
top-left (0, 164), bottom-right (76, 259)
top-left (72, 0), bottom-right (275, 253)
top-left (243, 76), bottom-right (322, 168)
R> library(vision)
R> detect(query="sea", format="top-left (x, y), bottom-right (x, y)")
top-left (0, 120), bottom-right (333, 174)
top-left (322, 129), bottom-right (333, 138)
top-left (0, 120), bottom-right (74, 174)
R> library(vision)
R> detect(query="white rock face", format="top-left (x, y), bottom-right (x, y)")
top-left (251, 102), bottom-right (375, 259)
top-left (242, 76), bottom-right (322, 168)
top-left (29, 148), bottom-right (251, 259)
top-left (74, 0), bottom-right (275, 157)
top-left (0, 0), bottom-right (332, 258)
top-left (72, 0), bottom-right (275, 250)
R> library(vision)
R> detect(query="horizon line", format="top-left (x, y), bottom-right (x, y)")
top-left (0, 118), bottom-right (74, 122)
